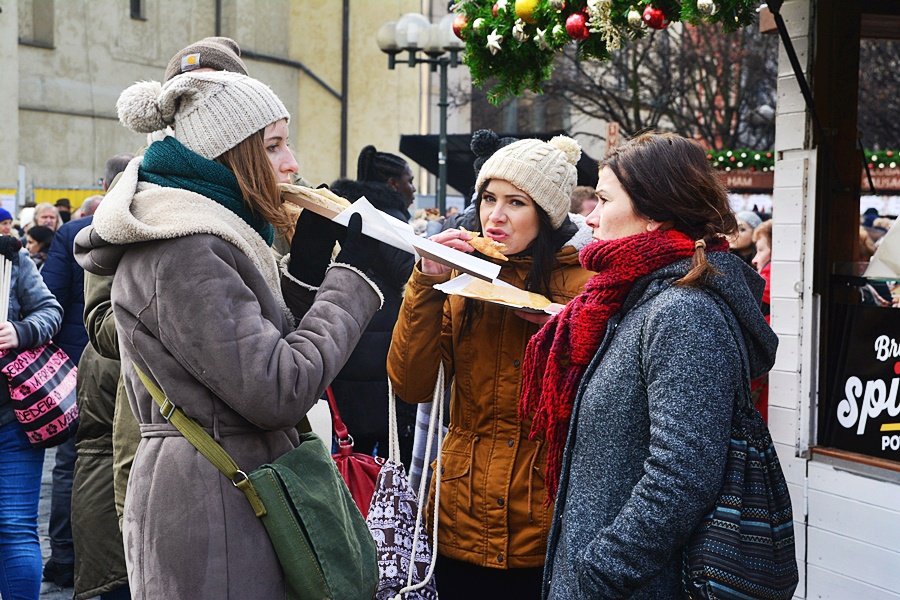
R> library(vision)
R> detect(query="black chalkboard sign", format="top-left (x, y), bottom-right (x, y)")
top-left (821, 305), bottom-right (900, 459)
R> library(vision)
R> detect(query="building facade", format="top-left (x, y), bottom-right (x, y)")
top-left (1, 0), bottom-right (447, 212)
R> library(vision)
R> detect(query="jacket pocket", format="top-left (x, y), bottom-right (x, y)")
top-left (428, 449), bottom-right (470, 549)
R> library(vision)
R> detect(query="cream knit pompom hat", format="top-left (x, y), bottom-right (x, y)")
top-left (475, 135), bottom-right (582, 229)
top-left (116, 71), bottom-right (289, 160)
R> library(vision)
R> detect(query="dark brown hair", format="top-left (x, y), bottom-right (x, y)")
top-left (217, 127), bottom-right (295, 240)
top-left (603, 132), bottom-right (737, 287)
top-left (458, 179), bottom-right (570, 336)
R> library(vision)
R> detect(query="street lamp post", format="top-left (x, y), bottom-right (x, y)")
top-left (377, 14), bottom-right (463, 215)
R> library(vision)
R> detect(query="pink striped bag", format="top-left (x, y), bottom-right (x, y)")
top-left (1, 341), bottom-right (79, 448)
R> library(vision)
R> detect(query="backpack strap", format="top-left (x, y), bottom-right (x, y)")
top-left (702, 291), bottom-right (755, 412)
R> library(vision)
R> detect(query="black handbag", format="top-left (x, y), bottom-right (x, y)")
top-left (683, 296), bottom-right (799, 600)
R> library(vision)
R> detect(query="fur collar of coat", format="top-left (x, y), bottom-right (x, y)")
top-left (84, 156), bottom-right (292, 323)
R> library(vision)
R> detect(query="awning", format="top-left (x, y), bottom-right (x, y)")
top-left (399, 131), bottom-right (600, 198)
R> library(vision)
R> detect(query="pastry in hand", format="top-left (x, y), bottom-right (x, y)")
top-left (461, 227), bottom-right (508, 261)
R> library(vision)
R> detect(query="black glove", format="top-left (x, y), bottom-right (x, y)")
top-left (0, 237), bottom-right (22, 263)
top-left (287, 209), bottom-right (338, 287)
top-left (335, 213), bottom-right (377, 273)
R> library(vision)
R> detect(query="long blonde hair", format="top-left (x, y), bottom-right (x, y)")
top-left (217, 127), bottom-right (295, 240)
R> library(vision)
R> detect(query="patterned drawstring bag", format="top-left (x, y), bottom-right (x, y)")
top-left (366, 363), bottom-right (444, 600)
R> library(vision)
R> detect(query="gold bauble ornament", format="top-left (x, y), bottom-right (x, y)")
top-left (515, 0), bottom-right (539, 24)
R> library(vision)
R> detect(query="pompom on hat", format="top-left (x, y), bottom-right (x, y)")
top-left (116, 71), bottom-right (289, 160)
top-left (164, 36), bottom-right (248, 82)
top-left (475, 135), bottom-right (582, 229)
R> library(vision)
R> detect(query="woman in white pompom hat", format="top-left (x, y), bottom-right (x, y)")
top-left (387, 136), bottom-right (595, 598)
top-left (74, 71), bottom-right (382, 598)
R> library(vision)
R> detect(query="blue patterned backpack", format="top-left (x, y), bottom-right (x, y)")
top-left (683, 295), bottom-right (799, 600)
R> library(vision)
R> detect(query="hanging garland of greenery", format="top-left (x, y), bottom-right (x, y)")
top-left (707, 149), bottom-right (775, 172)
top-left (865, 150), bottom-right (900, 170)
top-left (454, 0), bottom-right (762, 103)
top-left (707, 149), bottom-right (900, 172)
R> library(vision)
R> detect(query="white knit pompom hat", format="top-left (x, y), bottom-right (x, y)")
top-left (475, 135), bottom-right (582, 229)
top-left (116, 71), bottom-right (289, 160)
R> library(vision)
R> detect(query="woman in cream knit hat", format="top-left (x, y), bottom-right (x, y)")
top-left (74, 71), bottom-right (381, 598)
top-left (387, 136), bottom-right (595, 598)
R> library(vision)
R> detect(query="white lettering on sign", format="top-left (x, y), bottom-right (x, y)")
top-left (874, 335), bottom-right (900, 362)
top-left (882, 435), bottom-right (900, 451)
top-left (837, 376), bottom-right (900, 434)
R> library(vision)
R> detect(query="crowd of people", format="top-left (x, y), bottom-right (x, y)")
top-left (7, 30), bottom-right (893, 600)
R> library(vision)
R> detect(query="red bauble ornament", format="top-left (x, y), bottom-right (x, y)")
top-left (565, 12), bottom-right (590, 40)
top-left (452, 13), bottom-right (468, 39)
top-left (642, 5), bottom-right (668, 29)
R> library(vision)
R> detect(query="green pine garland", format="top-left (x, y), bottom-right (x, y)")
top-left (865, 149), bottom-right (900, 169)
top-left (456, 0), bottom-right (762, 103)
top-left (707, 149), bottom-right (775, 172)
top-left (706, 149), bottom-right (900, 172)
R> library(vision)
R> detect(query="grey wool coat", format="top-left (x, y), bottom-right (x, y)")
top-left (544, 253), bottom-right (778, 599)
top-left (74, 157), bottom-right (383, 600)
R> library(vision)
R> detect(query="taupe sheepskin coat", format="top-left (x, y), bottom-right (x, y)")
top-left (75, 156), bottom-right (383, 599)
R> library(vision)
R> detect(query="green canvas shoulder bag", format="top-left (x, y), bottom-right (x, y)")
top-left (134, 364), bottom-right (378, 600)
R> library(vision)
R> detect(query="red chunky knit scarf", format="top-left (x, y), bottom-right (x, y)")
top-left (520, 229), bottom-right (727, 498)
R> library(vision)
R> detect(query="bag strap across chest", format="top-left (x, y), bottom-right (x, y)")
top-left (132, 363), bottom-right (267, 517)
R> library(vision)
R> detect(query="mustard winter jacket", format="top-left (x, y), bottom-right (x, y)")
top-left (388, 229), bottom-right (594, 570)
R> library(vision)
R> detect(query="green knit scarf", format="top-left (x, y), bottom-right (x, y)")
top-left (139, 136), bottom-right (275, 246)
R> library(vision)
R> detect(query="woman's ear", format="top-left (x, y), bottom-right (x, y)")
top-left (646, 219), bottom-right (673, 232)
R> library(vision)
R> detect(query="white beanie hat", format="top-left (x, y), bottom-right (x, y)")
top-left (475, 135), bottom-right (582, 229)
top-left (116, 71), bottom-right (289, 160)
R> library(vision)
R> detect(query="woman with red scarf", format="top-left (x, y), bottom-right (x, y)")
top-left (521, 133), bottom-right (778, 599)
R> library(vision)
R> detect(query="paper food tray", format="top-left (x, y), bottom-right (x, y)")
top-left (279, 183), bottom-right (502, 282)
top-left (433, 274), bottom-right (556, 314)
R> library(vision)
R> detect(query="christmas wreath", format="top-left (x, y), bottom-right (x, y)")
top-left (453, 0), bottom-right (762, 103)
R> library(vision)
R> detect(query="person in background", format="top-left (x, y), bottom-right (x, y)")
top-left (0, 208), bottom-right (14, 236)
top-left (328, 177), bottom-right (416, 465)
top-left (751, 218), bottom-right (773, 422)
top-left (55, 198), bottom-right (72, 224)
top-left (31, 203), bottom-right (61, 232)
top-left (569, 185), bottom-right (599, 217)
top-left (0, 237), bottom-right (63, 600)
top-left (71, 194), bottom-right (104, 221)
top-left (388, 136), bottom-right (595, 599)
top-left (25, 225), bottom-right (54, 271)
top-left (76, 70), bottom-right (380, 598)
top-left (357, 144), bottom-right (416, 206)
top-left (531, 133), bottom-right (777, 598)
top-left (728, 210), bottom-right (761, 267)
top-left (40, 166), bottom-right (130, 592)
top-left (54, 155), bottom-right (132, 600)
top-left (752, 219), bottom-right (773, 316)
